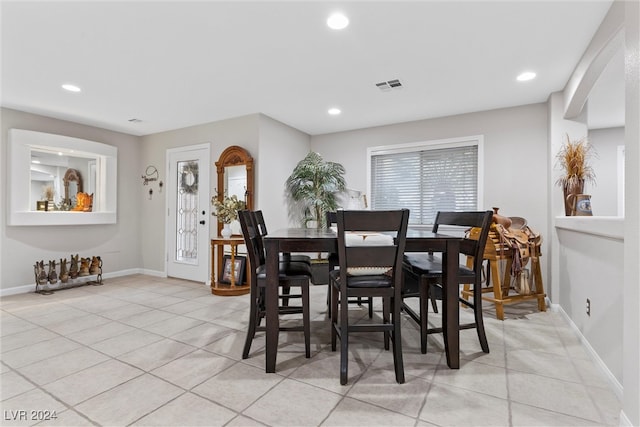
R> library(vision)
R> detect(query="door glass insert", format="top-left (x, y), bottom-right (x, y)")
top-left (176, 160), bottom-right (199, 264)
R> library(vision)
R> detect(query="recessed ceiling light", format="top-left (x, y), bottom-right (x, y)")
top-left (327, 13), bottom-right (349, 30)
top-left (516, 72), bottom-right (536, 82)
top-left (328, 108), bottom-right (341, 115)
top-left (62, 83), bottom-right (81, 92)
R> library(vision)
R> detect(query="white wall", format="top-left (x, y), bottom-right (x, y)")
top-left (556, 227), bottom-right (624, 385)
top-left (311, 103), bottom-right (550, 286)
top-left (139, 114), bottom-right (261, 274)
top-left (256, 114), bottom-right (311, 231)
top-left (547, 92), bottom-right (590, 305)
top-left (588, 126), bottom-right (624, 216)
top-left (0, 108), bottom-right (142, 290)
top-left (622, 0), bottom-right (640, 423)
top-left (549, 1), bottom-right (639, 423)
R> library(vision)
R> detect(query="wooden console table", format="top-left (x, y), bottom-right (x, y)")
top-left (210, 237), bottom-right (250, 296)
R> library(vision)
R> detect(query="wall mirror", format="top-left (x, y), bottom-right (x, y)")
top-left (215, 146), bottom-right (254, 236)
top-left (9, 129), bottom-right (117, 225)
top-left (63, 168), bottom-right (83, 206)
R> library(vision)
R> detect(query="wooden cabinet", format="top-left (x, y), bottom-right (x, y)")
top-left (210, 238), bottom-right (250, 296)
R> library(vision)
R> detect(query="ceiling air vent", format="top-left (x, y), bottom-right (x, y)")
top-left (375, 79), bottom-right (403, 92)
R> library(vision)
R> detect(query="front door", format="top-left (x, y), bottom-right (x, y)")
top-left (166, 144), bottom-right (210, 282)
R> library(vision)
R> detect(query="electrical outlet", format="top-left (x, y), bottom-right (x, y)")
top-left (586, 298), bottom-right (591, 316)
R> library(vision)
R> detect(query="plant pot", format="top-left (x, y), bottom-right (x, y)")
top-left (221, 223), bottom-right (232, 238)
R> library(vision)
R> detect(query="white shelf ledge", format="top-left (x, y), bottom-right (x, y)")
top-left (555, 216), bottom-right (624, 240)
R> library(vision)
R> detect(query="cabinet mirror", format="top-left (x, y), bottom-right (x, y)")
top-left (9, 129), bottom-right (117, 225)
top-left (215, 146), bottom-right (254, 236)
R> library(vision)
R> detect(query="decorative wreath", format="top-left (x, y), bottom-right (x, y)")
top-left (181, 162), bottom-right (199, 194)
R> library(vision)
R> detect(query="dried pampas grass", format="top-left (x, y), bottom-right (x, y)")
top-left (555, 134), bottom-right (596, 189)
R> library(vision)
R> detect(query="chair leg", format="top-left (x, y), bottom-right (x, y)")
top-left (473, 282), bottom-right (490, 353)
top-left (419, 278), bottom-right (429, 354)
top-left (383, 297), bottom-right (390, 350)
top-left (282, 285), bottom-right (291, 307)
top-left (391, 296), bottom-right (405, 384)
top-left (368, 297), bottom-right (374, 318)
top-left (302, 283), bottom-right (311, 358)
top-left (326, 284), bottom-right (331, 317)
top-left (242, 289), bottom-right (260, 359)
top-left (340, 290), bottom-right (349, 385)
top-left (430, 293), bottom-right (438, 313)
top-left (256, 289), bottom-right (266, 327)
top-left (327, 258), bottom-right (338, 318)
top-left (331, 282), bottom-right (339, 351)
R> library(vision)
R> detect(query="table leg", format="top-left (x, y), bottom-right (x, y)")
top-left (265, 239), bottom-right (279, 373)
top-left (443, 239), bottom-right (460, 369)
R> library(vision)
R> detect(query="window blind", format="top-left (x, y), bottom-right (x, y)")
top-left (371, 145), bottom-right (478, 225)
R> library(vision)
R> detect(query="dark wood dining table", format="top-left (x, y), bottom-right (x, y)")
top-left (263, 227), bottom-right (463, 373)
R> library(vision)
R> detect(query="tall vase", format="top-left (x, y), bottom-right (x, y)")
top-left (563, 179), bottom-right (584, 216)
top-left (221, 223), bottom-right (232, 238)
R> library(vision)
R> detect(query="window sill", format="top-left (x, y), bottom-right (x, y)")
top-left (9, 211), bottom-right (116, 226)
top-left (555, 216), bottom-right (624, 240)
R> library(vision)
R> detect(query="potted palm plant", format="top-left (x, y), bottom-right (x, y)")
top-left (285, 152), bottom-right (346, 229)
top-left (555, 134), bottom-right (596, 215)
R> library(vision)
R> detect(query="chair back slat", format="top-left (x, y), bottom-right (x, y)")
top-left (432, 211), bottom-right (490, 231)
top-left (345, 246), bottom-right (398, 267)
top-left (326, 211), bottom-right (337, 227)
top-left (254, 210), bottom-right (269, 237)
top-left (341, 210), bottom-right (406, 232)
top-left (238, 210), bottom-right (262, 278)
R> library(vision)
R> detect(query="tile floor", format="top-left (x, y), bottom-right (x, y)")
top-left (0, 274), bottom-right (621, 426)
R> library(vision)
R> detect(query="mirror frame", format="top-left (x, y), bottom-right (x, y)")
top-left (8, 129), bottom-right (117, 226)
top-left (63, 168), bottom-right (84, 205)
top-left (215, 146), bottom-right (254, 237)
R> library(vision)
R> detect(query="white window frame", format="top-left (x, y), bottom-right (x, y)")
top-left (367, 135), bottom-right (484, 228)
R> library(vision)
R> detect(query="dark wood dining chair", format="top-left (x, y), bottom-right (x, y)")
top-left (330, 209), bottom-right (409, 385)
top-left (402, 210), bottom-right (493, 354)
top-left (238, 210), bottom-right (312, 359)
top-left (254, 209), bottom-right (312, 306)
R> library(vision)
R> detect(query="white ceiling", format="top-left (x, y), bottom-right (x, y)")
top-left (1, 1), bottom-right (618, 137)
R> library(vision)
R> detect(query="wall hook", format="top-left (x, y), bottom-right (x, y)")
top-left (142, 165), bottom-right (159, 186)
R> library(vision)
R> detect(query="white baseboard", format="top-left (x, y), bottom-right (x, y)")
top-left (0, 268), bottom-right (166, 297)
top-left (551, 302), bottom-right (624, 400)
top-left (0, 283), bottom-right (35, 297)
top-left (138, 269), bottom-right (166, 278)
top-left (102, 268), bottom-right (144, 279)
